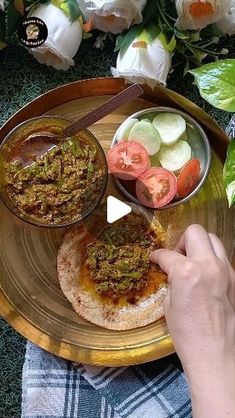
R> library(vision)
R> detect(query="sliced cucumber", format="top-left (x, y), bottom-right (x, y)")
top-left (128, 120), bottom-right (161, 155)
top-left (158, 140), bottom-right (192, 172)
top-left (116, 118), bottom-right (138, 142)
top-left (153, 112), bottom-right (186, 146)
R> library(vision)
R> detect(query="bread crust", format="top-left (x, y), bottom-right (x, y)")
top-left (57, 208), bottom-right (168, 330)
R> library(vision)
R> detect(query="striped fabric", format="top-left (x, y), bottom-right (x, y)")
top-left (21, 342), bottom-right (191, 418)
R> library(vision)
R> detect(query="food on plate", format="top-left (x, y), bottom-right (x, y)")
top-left (177, 158), bottom-right (201, 198)
top-left (107, 140), bottom-right (150, 180)
top-left (3, 129), bottom-right (105, 225)
top-left (116, 118), bottom-right (138, 142)
top-left (152, 113), bottom-right (186, 146)
top-left (128, 120), bottom-right (161, 155)
top-left (136, 167), bottom-right (177, 208)
top-left (57, 208), bottom-right (168, 330)
top-left (158, 140), bottom-right (192, 172)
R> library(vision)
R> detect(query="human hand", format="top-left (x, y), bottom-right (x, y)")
top-left (150, 224), bottom-right (235, 417)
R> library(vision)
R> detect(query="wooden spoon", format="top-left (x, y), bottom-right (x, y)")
top-left (59, 83), bottom-right (144, 140)
top-left (17, 84), bottom-right (143, 164)
top-left (29, 83), bottom-right (144, 143)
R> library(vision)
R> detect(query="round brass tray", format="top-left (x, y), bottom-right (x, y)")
top-left (0, 77), bottom-right (234, 366)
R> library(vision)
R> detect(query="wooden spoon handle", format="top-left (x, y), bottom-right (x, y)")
top-left (60, 84), bottom-right (143, 140)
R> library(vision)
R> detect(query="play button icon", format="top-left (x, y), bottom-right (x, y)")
top-left (107, 196), bottom-right (132, 224)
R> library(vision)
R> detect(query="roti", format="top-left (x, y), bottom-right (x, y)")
top-left (57, 206), bottom-right (168, 330)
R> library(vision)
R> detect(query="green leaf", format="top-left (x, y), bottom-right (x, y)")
top-left (67, 0), bottom-right (82, 22)
top-left (191, 48), bottom-right (207, 62)
top-left (165, 34), bottom-right (176, 52)
top-left (183, 59), bottom-right (190, 77)
top-left (115, 23), bottom-right (159, 53)
top-left (145, 22), bottom-right (160, 44)
top-left (115, 25), bottom-right (143, 52)
top-left (223, 140), bottom-right (235, 207)
top-left (189, 31), bottom-right (200, 42)
top-left (52, 0), bottom-right (81, 22)
top-left (189, 59), bottom-right (235, 112)
top-left (174, 28), bottom-right (190, 40)
top-left (200, 23), bottom-right (223, 39)
top-left (158, 32), bottom-right (176, 52)
top-left (141, 0), bottom-right (158, 25)
top-left (115, 0), bottom-right (158, 52)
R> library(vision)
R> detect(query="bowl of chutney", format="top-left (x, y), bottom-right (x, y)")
top-left (0, 116), bottom-right (108, 227)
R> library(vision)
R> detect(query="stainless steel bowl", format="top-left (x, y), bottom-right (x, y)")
top-left (111, 106), bottom-right (211, 209)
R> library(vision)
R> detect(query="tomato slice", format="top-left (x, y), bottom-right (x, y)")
top-left (177, 159), bottom-right (201, 198)
top-left (136, 168), bottom-right (177, 208)
top-left (107, 141), bottom-right (150, 181)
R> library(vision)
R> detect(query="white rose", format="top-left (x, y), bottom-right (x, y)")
top-left (28, 3), bottom-right (82, 70)
top-left (78, 0), bottom-right (147, 34)
top-left (175, 0), bottom-right (230, 30)
top-left (217, 0), bottom-right (235, 35)
top-left (111, 32), bottom-right (171, 88)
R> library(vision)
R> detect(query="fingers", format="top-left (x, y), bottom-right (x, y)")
top-left (175, 224), bottom-right (215, 258)
top-left (208, 233), bottom-right (229, 262)
top-left (228, 265), bottom-right (235, 309)
top-left (150, 248), bottom-right (186, 276)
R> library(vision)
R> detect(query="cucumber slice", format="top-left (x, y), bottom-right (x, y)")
top-left (153, 113), bottom-right (186, 146)
top-left (116, 118), bottom-right (138, 142)
top-left (158, 140), bottom-right (192, 172)
top-left (128, 120), bottom-right (161, 155)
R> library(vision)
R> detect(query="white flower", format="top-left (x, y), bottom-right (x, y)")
top-left (111, 31), bottom-right (171, 88)
top-left (78, 0), bottom-right (147, 34)
top-left (175, 0), bottom-right (230, 30)
top-left (217, 0), bottom-right (235, 35)
top-left (0, 0), bottom-right (4, 11)
top-left (28, 3), bottom-right (82, 70)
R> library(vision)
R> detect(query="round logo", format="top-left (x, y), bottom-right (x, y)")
top-left (18, 17), bottom-right (48, 48)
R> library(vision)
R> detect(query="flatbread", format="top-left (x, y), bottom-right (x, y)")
top-left (57, 207), bottom-right (168, 330)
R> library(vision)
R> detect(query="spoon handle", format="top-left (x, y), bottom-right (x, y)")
top-left (60, 84), bottom-right (143, 140)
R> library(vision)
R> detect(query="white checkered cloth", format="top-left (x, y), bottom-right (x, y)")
top-left (22, 342), bottom-right (191, 418)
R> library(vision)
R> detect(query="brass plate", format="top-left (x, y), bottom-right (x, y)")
top-left (0, 78), bottom-right (234, 366)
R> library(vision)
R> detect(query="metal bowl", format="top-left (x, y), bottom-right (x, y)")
top-left (0, 116), bottom-right (108, 227)
top-left (111, 106), bottom-right (211, 209)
